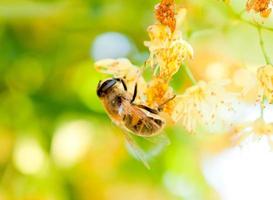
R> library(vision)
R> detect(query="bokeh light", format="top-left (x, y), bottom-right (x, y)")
top-left (91, 32), bottom-right (134, 60)
top-left (203, 136), bottom-right (273, 200)
top-left (51, 120), bottom-right (93, 168)
top-left (13, 138), bottom-right (45, 175)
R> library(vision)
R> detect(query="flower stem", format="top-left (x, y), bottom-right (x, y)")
top-left (223, 4), bottom-right (273, 66)
top-left (226, 4), bottom-right (273, 32)
top-left (257, 27), bottom-right (272, 65)
top-left (182, 64), bottom-right (197, 85)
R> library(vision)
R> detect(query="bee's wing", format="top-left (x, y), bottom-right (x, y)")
top-left (141, 131), bottom-right (170, 159)
top-left (123, 102), bottom-right (163, 133)
top-left (120, 100), bottom-right (142, 115)
top-left (144, 132), bottom-right (170, 146)
top-left (124, 131), bottom-right (170, 169)
top-left (124, 131), bottom-right (151, 169)
top-left (121, 102), bottom-right (170, 168)
top-left (121, 101), bottom-right (157, 129)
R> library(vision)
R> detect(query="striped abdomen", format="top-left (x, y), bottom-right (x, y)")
top-left (123, 113), bottom-right (164, 136)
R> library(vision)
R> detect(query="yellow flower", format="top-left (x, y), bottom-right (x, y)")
top-left (248, 119), bottom-right (273, 148)
top-left (172, 81), bottom-right (236, 133)
top-left (95, 58), bottom-right (139, 81)
top-left (232, 68), bottom-right (259, 103)
top-left (145, 9), bottom-right (193, 83)
top-left (246, 0), bottom-right (272, 18)
top-left (252, 119), bottom-right (273, 136)
top-left (257, 65), bottom-right (273, 104)
top-left (231, 119), bottom-right (273, 147)
top-left (145, 77), bottom-right (175, 115)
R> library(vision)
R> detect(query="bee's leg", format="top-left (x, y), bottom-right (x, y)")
top-left (115, 78), bottom-right (127, 91)
top-left (157, 95), bottom-right (176, 112)
top-left (135, 104), bottom-right (159, 114)
top-left (130, 83), bottom-right (138, 103)
top-left (130, 62), bottom-right (145, 103)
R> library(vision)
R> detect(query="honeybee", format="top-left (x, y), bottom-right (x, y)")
top-left (97, 77), bottom-right (175, 167)
top-left (97, 78), bottom-right (175, 136)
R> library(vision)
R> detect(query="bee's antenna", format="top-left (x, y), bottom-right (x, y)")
top-left (115, 78), bottom-right (127, 91)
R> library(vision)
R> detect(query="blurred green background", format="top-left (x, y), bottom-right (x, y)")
top-left (0, 0), bottom-right (272, 199)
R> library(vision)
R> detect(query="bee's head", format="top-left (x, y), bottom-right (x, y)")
top-left (97, 78), bottom-right (118, 97)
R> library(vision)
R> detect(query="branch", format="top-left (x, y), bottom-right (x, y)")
top-left (257, 27), bottom-right (272, 65)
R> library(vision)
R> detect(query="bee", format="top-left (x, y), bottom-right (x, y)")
top-left (97, 77), bottom-right (175, 168)
top-left (97, 78), bottom-right (175, 137)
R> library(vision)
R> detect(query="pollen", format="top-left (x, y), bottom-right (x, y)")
top-left (145, 77), bottom-right (176, 116)
top-left (246, 0), bottom-right (272, 17)
top-left (155, 0), bottom-right (176, 32)
top-left (257, 65), bottom-right (273, 104)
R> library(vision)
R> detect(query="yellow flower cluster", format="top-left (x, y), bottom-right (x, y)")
top-left (94, 0), bottom-right (273, 149)
top-left (95, 0), bottom-right (273, 136)
top-left (144, 3), bottom-right (193, 111)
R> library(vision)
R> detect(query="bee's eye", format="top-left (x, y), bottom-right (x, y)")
top-left (97, 79), bottom-right (117, 97)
